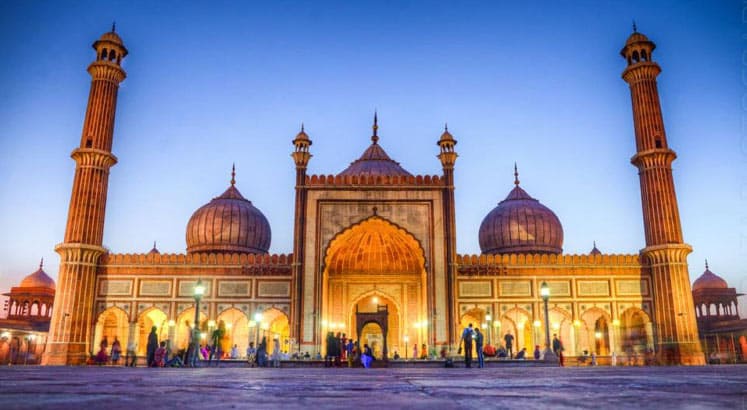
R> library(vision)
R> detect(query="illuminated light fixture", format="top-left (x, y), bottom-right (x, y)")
top-left (168, 320), bottom-right (176, 327)
top-left (573, 319), bottom-right (581, 327)
top-left (226, 323), bottom-right (232, 329)
top-left (493, 320), bottom-right (500, 327)
top-left (254, 312), bottom-right (263, 322)
top-left (533, 320), bottom-right (541, 328)
top-left (552, 323), bottom-right (560, 331)
top-left (208, 320), bottom-right (216, 328)
top-left (481, 323), bottom-right (487, 329)
top-left (372, 296), bottom-right (379, 304)
top-left (594, 331), bottom-right (602, 339)
top-left (200, 332), bottom-right (207, 339)
top-left (612, 319), bottom-right (620, 327)
top-left (486, 314), bottom-right (492, 321)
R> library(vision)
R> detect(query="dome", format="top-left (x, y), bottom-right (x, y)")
top-left (692, 262), bottom-right (728, 291)
top-left (19, 260), bottom-right (55, 290)
top-left (99, 31), bottom-right (124, 45)
top-left (625, 31), bottom-right (650, 46)
top-left (338, 114), bottom-right (413, 178)
top-left (186, 169), bottom-right (271, 254)
top-left (590, 242), bottom-right (602, 256)
top-left (479, 168), bottom-right (563, 255)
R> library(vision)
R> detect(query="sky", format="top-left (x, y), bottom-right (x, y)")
top-left (0, 1), bottom-right (745, 316)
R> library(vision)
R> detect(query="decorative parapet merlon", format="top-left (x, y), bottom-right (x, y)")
top-left (456, 253), bottom-right (642, 275)
top-left (101, 252), bottom-right (293, 271)
top-left (305, 174), bottom-right (444, 187)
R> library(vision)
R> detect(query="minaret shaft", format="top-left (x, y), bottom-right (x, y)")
top-left (44, 31), bottom-right (127, 365)
top-left (622, 31), bottom-right (704, 365)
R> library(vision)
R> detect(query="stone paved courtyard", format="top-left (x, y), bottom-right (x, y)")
top-left (0, 365), bottom-right (745, 409)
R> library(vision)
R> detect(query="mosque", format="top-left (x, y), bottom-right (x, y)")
top-left (25, 26), bottom-right (737, 366)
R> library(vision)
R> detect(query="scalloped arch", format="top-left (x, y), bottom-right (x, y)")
top-left (324, 216), bottom-right (425, 276)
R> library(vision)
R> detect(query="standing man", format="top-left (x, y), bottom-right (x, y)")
top-left (458, 323), bottom-right (475, 368)
top-left (146, 326), bottom-right (158, 367)
top-left (474, 328), bottom-right (485, 368)
top-left (552, 333), bottom-right (562, 355)
top-left (125, 337), bottom-right (137, 367)
top-left (504, 331), bottom-right (514, 359)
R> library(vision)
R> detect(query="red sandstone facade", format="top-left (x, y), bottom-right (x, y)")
top-left (41, 27), bottom-right (705, 365)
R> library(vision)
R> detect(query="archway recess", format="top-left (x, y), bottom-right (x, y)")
top-left (322, 216), bottom-right (427, 358)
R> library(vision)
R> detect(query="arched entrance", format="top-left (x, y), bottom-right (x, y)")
top-left (136, 308), bottom-right (168, 356)
top-left (355, 304), bottom-right (389, 360)
top-left (93, 307), bottom-right (130, 355)
top-left (322, 216), bottom-right (427, 359)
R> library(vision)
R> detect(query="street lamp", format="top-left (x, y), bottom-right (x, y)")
top-left (403, 335), bottom-right (409, 360)
top-left (190, 279), bottom-right (205, 367)
top-left (540, 282), bottom-right (558, 362)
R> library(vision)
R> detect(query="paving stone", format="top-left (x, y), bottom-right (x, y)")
top-left (0, 365), bottom-right (744, 409)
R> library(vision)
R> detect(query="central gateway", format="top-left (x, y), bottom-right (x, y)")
top-left (291, 120), bottom-right (459, 356)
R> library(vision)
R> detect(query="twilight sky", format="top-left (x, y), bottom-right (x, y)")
top-left (0, 1), bottom-right (744, 312)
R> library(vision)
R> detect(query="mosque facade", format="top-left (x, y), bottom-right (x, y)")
top-left (40, 28), bottom-right (708, 365)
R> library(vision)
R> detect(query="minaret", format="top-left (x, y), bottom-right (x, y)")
top-left (43, 27), bottom-right (128, 365)
top-left (437, 125), bottom-right (458, 345)
top-left (290, 124), bottom-right (312, 345)
top-left (621, 28), bottom-right (704, 365)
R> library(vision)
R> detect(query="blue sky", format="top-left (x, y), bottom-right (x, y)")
top-left (0, 1), bottom-right (744, 313)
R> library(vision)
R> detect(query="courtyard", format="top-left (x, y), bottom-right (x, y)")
top-left (0, 365), bottom-right (744, 409)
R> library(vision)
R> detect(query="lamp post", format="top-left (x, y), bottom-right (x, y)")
top-left (403, 335), bottom-right (409, 360)
top-left (190, 279), bottom-right (205, 367)
top-left (540, 282), bottom-right (558, 362)
top-left (485, 314), bottom-right (492, 346)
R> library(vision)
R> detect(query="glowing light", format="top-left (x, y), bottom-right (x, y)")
top-left (493, 320), bottom-right (500, 327)
top-left (552, 323), bottom-right (560, 331)
top-left (372, 296), bottom-right (379, 304)
top-left (594, 331), bottom-right (602, 339)
top-left (0, 331), bottom-right (9, 338)
top-left (321, 319), bottom-right (328, 327)
top-left (226, 323), bottom-right (232, 330)
top-left (573, 319), bottom-right (581, 327)
top-left (404, 335), bottom-right (409, 343)
top-left (254, 312), bottom-right (263, 322)
top-left (612, 319), bottom-right (620, 327)
top-left (533, 320), bottom-right (541, 328)
top-left (481, 323), bottom-right (487, 329)
top-left (208, 320), bottom-right (216, 328)
top-left (194, 279), bottom-right (206, 297)
top-left (200, 332), bottom-right (207, 339)
top-left (485, 314), bottom-right (492, 321)
top-left (248, 320), bottom-right (256, 328)
top-left (168, 320), bottom-right (175, 327)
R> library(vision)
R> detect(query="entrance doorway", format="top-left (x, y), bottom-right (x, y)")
top-left (355, 304), bottom-right (389, 360)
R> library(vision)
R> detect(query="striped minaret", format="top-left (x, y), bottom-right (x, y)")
top-left (43, 27), bottom-right (128, 365)
top-left (621, 27), bottom-right (704, 365)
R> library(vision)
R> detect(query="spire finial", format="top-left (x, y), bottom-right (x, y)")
top-left (632, 20), bottom-right (637, 33)
top-left (153, 241), bottom-right (157, 249)
top-left (593, 240), bottom-right (597, 248)
top-left (301, 122), bottom-right (304, 133)
top-left (513, 162), bottom-right (520, 186)
top-left (39, 257), bottom-right (44, 269)
top-left (705, 259), bottom-right (709, 270)
top-left (372, 111), bottom-right (379, 144)
top-left (112, 21), bottom-right (116, 33)
top-left (230, 163), bottom-right (236, 186)
top-left (444, 123), bottom-right (448, 132)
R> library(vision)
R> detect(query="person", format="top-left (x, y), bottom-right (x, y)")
top-left (558, 347), bottom-right (565, 367)
top-left (458, 323), bottom-right (475, 368)
top-left (440, 346), bottom-right (448, 359)
top-left (208, 328), bottom-right (222, 366)
top-left (496, 345), bottom-right (507, 358)
top-left (413, 343), bottom-right (418, 360)
top-left (420, 343), bottom-right (428, 360)
top-left (515, 347), bottom-right (527, 360)
top-left (165, 350), bottom-right (184, 367)
top-left (346, 339), bottom-right (354, 367)
top-left (393, 350), bottom-right (400, 360)
top-left (591, 352), bottom-right (598, 366)
top-left (146, 326), bottom-right (158, 367)
top-left (153, 341), bottom-right (167, 367)
top-left (504, 331), bottom-right (514, 358)
top-left (552, 334), bottom-right (563, 355)
top-left (361, 343), bottom-right (373, 368)
top-left (246, 342), bottom-right (257, 367)
top-left (111, 337), bottom-right (122, 365)
top-left (334, 332), bottom-right (342, 367)
top-left (95, 338), bottom-right (109, 365)
top-left (474, 328), bottom-right (485, 368)
top-left (257, 336), bottom-right (268, 367)
top-left (272, 338), bottom-right (281, 368)
top-left (324, 332), bottom-right (334, 368)
top-left (340, 333), bottom-right (348, 361)
top-left (533, 345), bottom-right (541, 360)
top-left (303, 351), bottom-right (311, 360)
top-left (200, 344), bottom-right (209, 360)
top-left (611, 351), bottom-right (617, 367)
top-left (125, 338), bottom-right (137, 367)
top-left (230, 344), bottom-right (239, 360)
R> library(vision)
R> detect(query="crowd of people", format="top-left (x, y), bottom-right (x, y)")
top-left (457, 323), bottom-right (569, 368)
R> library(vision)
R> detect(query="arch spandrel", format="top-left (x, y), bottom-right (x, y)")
top-left (324, 216), bottom-right (426, 276)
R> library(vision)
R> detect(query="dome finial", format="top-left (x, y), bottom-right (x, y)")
top-left (372, 111), bottom-right (379, 144)
top-left (514, 162), bottom-right (520, 186)
top-left (230, 163), bottom-right (236, 186)
top-left (444, 123), bottom-right (448, 132)
top-left (705, 259), bottom-right (709, 270)
top-left (39, 257), bottom-right (44, 269)
top-left (112, 21), bottom-right (116, 33)
top-left (301, 122), bottom-right (304, 132)
top-left (632, 20), bottom-right (637, 33)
